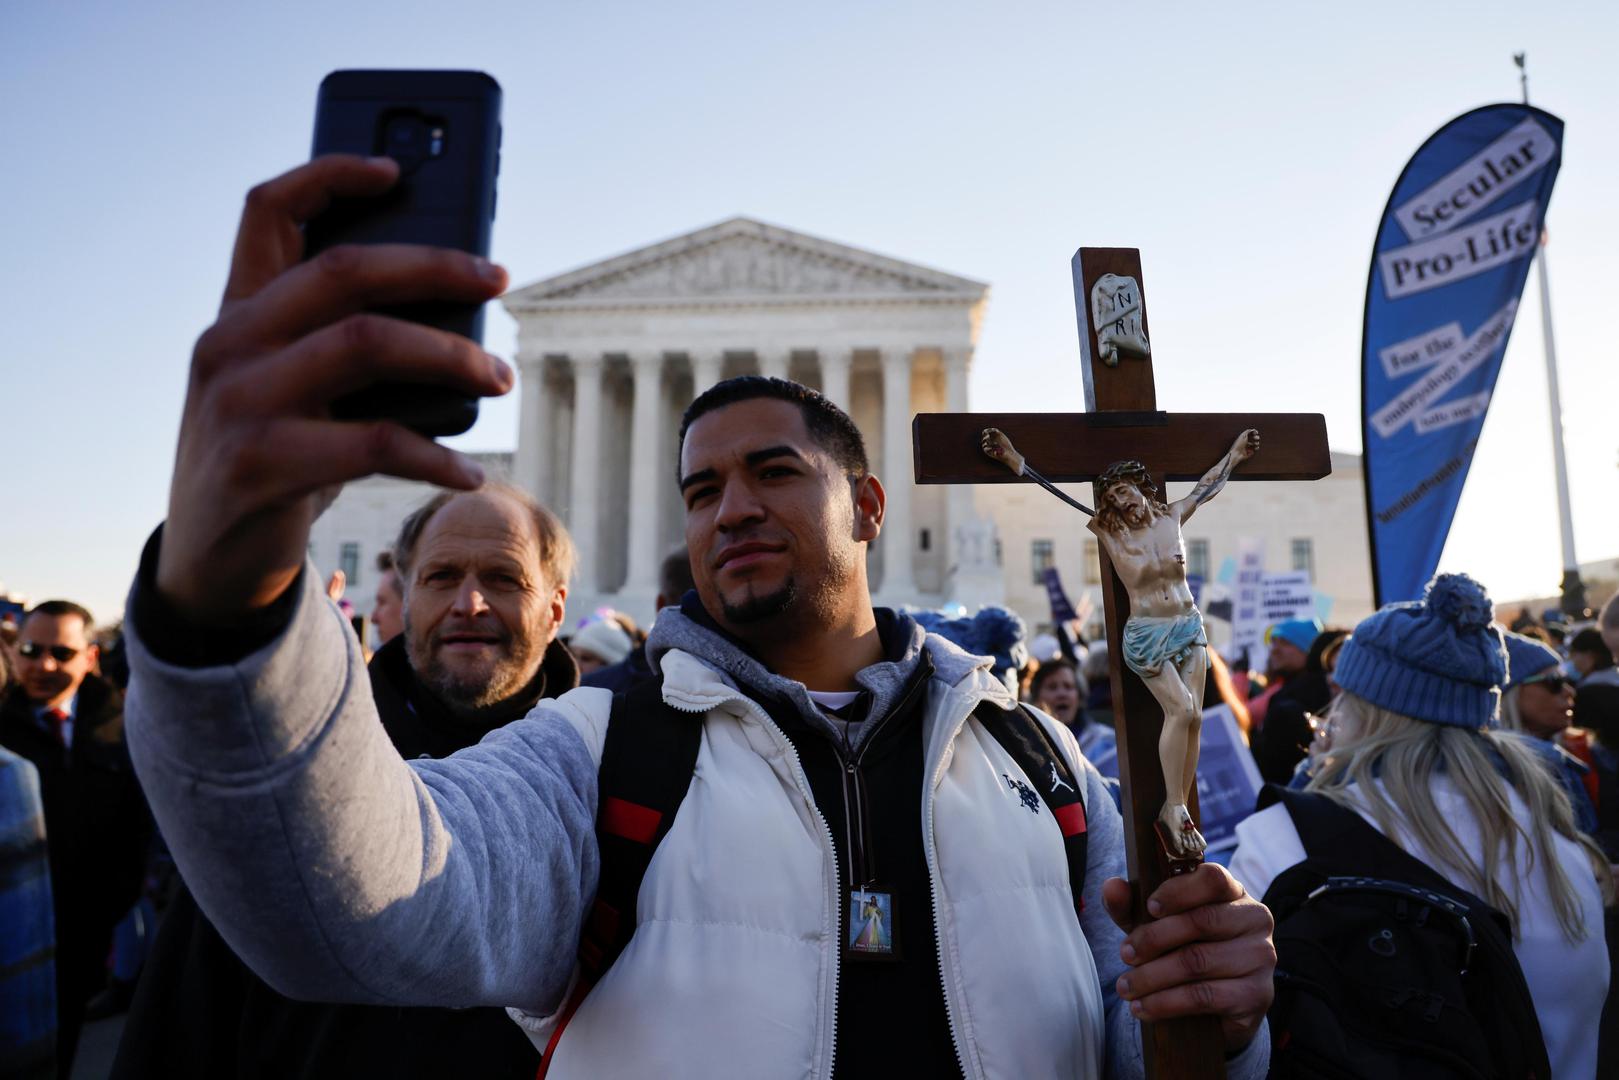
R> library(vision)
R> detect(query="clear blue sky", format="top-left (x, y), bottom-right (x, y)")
top-left (4, 1), bottom-right (1615, 623)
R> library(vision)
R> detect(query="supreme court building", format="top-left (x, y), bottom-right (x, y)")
top-left (311, 219), bottom-right (1374, 642)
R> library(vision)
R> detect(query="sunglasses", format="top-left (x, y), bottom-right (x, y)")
top-left (17, 641), bottom-right (80, 663)
top-left (1521, 672), bottom-right (1571, 693)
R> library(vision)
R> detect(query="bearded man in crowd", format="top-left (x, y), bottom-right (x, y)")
top-left (114, 483), bottom-right (578, 1079)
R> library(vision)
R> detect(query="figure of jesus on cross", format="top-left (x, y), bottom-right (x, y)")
top-left (915, 246), bottom-right (1328, 1076)
top-left (982, 425), bottom-right (1260, 857)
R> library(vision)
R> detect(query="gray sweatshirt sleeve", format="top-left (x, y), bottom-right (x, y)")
top-left (1075, 764), bottom-right (1270, 1080)
top-left (123, 562), bottom-right (604, 1015)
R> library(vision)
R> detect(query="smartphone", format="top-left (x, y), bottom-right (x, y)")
top-left (305, 70), bottom-right (502, 437)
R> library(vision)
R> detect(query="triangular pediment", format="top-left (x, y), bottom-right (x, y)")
top-left (505, 218), bottom-right (987, 307)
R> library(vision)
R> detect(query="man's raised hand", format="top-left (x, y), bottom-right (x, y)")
top-left (156, 155), bottom-right (512, 625)
top-left (1102, 863), bottom-right (1275, 1054)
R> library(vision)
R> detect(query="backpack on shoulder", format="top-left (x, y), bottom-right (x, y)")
top-left (1259, 786), bottom-right (1550, 1080)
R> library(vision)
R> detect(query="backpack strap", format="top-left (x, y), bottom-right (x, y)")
top-left (976, 700), bottom-right (1089, 915)
top-left (1260, 785), bottom-right (1528, 952)
top-left (578, 676), bottom-right (704, 984)
top-left (539, 677), bottom-right (702, 1080)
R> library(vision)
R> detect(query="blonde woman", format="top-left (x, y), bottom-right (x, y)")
top-left (1232, 574), bottom-right (1613, 1079)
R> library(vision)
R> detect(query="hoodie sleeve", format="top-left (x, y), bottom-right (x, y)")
top-left (1034, 710), bottom-right (1271, 1080)
top-left (122, 553), bottom-right (606, 1015)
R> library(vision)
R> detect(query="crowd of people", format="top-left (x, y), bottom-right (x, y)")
top-left (7, 455), bottom-right (1615, 1080)
top-left (2, 153), bottom-right (1615, 1079)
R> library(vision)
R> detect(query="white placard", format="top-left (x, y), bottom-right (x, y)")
top-left (1260, 571), bottom-right (1315, 624)
top-left (1231, 539), bottom-right (1267, 651)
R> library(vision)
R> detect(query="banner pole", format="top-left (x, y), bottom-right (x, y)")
top-left (1517, 52), bottom-right (1587, 615)
top-left (1532, 239), bottom-right (1586, 614)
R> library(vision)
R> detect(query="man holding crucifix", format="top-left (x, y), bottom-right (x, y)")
top-left (119, 158), bottom-right (1274, 1080)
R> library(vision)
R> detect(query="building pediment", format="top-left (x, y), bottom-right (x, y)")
top-left (505, 218), bottom-right (987, 309)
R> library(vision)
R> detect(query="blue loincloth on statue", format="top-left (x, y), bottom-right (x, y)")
top-left (1122, 611), bottom-right (1207, 678)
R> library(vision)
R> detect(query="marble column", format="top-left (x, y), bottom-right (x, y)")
top-left (758, 349), bottom-right (791, 382)
top-left (819, 348), bottom-right (852, 412)
top-left (939, 345), bottom-right (1004, 608)
top-left (691, 351), bottom-right (724, 399)
top-left (879, 347), bottom-right (916, 598)
top-left (624, 350), bottom-right (664, 594)
top-left (567, 353), bottom-right (604, 593)
top-left (514, 352), bottom-right (548, 500)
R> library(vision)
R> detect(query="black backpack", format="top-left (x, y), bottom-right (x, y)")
top-left (1259, 787), bottom-right (1551, 1080)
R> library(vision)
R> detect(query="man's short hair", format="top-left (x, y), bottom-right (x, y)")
top-left (376, 550), bottom-right (395, 574)
top-left (660, 547), bottom-right (696, 602)
top-left (393, 481), bottom-right (577, 590)
top-left (1570, 627), bottom-right (1614, 666)
top-left (678, 376), bottom-right (868, 479)
top-left (25, 599), bottom-right (94, 634)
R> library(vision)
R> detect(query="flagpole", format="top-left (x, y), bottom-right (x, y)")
top-left (1516, 53), bottom-right (1587, 616)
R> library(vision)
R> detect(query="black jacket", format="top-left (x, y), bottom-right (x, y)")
top-left (580, 641), bottom-right (655, 694)
top-left (0, 676), bottom-right (150, 1015)
top-left (111, 635), bottom-right (579, 1079)
top-left (1252, 632), bottom-right (1346, 786)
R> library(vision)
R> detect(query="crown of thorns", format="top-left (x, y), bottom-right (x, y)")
top-left (1097, 459), bottom-right (1160, 501)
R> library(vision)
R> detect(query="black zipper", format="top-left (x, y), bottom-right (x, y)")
top-left (830, 654), bottom-right (933, 891)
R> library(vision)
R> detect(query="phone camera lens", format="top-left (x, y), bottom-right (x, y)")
top-left (377, 110), bottom-right (444, 174)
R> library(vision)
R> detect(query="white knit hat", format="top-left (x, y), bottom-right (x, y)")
top-left (570, 619), bottom-right (634, 666)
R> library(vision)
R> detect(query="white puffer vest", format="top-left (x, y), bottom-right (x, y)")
top-left (516, 645), bottom-right (1105, 1079)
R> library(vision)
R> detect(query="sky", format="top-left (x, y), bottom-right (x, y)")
top-left (3, 0), bottom-right (1616, 623)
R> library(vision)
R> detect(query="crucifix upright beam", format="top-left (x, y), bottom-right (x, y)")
top-left (913, 248), bottom-right (1331, 1079)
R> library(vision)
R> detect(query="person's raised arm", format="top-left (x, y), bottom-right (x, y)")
top-left (124, 158), bottom-right (600, 1015)
top-left (1172, 429), bottom-right (1259, 526)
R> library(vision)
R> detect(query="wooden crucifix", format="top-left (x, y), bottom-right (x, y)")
top-left (912, 248), bottom-right (1330, 1079)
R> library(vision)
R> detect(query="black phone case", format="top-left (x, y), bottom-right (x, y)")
top-left (305, 70), bottom-right (502, 437)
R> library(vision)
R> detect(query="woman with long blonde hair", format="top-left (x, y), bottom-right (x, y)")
top-left (1232, 574), bottom-right (1613, 1079)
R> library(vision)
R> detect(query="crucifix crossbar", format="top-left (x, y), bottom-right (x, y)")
top-left (912, 248), bottom-right (1331, 1079)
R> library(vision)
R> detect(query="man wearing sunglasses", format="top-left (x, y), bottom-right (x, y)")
top-left (0, 600), bottom-right (151, 1074)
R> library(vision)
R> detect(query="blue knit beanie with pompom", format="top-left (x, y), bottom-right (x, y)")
top-left (1332, 573), bottom-right (1507, 728)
